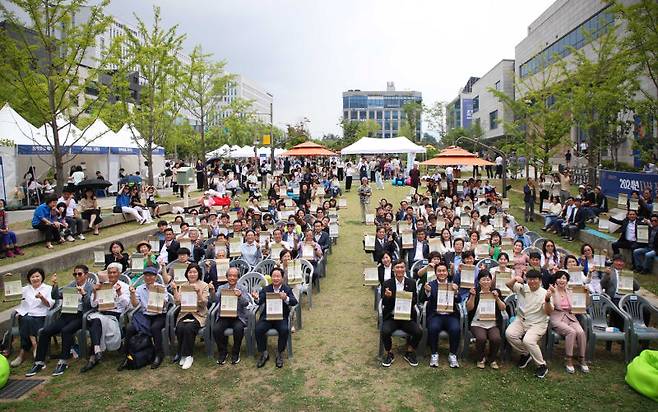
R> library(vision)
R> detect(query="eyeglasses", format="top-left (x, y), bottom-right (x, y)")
top-left (73, 272), bottom-right (85, 276)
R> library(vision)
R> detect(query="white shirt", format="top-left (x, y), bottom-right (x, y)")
top-left (414, 241), bottom-right (425, 261)
top-left (58, 196), bottom-right (77, 218)
top-left (495, 156), bottom-right (503, 166)
top-left (72, 171), bottom-right (85, 184)
top-left (91, 280), bottom-right (131, 314)
top-left (626, 220), bottom-right (637, 242)
top-left (17, 284), bottom-right (54, 317)
top-left (395, 277), bottom-right (405, 292)
top-left (383, 265), bottom-right (392, 282)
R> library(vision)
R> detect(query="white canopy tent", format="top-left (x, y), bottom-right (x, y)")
top-left (340, 136), bottom-right (426, 173)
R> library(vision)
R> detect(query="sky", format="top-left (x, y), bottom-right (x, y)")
top-left (103, 0), bottom-right (555, 137)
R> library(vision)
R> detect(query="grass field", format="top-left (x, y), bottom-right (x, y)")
top-left (1, 182), bottom-right (656, 411)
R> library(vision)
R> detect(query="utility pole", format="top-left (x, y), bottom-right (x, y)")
top-left (270, 99), bottom-right (274, 171)
top-left (456, 135), bottom-right (508, 198)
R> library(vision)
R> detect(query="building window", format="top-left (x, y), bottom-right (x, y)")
top-left (392, 111), bottom-right (398, 120)
top-left (489, 110), bottom-right (498, 130)
top-left (368, 111), bottom-right (375, 119)
top-left (473, 96), bottom-right (479, 113)
top-left (519, 7), bottom-right (614, 78)
top-left (495, 80), bottom-right (501, 90)
top-left (343, 111), bottom-right (348, 120)
top-left (359, 111), bottom-right (366, 120)
top-left (384, 111), bottom-right (390, 119)
top-left (376, 111), bottom-right (382, 120)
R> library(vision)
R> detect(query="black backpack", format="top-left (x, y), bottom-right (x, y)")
top-left (125, 333), bottom-right (154, 369)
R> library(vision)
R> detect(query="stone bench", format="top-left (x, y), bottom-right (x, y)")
top-left (15, 202), bottom-right (198, 248)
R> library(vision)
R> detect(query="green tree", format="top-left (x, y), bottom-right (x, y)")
top-left (0, 0), bottom-right (117, 191)
top-left (118, 6), bottom-right (185, 186)
top-left (221, 98), bottom-right (258, 146)
top-left (356, 119), bottom-right (380, 138)
top-left (397, 120), bottom-right (414, 140)
top-left (341, 119), bottom-right (360, 142)
top-left (402, 101), bottom-right (422, 141)
top-left (614, 0), bottom-right (658, 161)
top-left (491, 61), bottom-right (571, 177)
top-left (560, 26), bottom-right (640, 180)
top-left (181, 44), bottom-right (234, 178)
top-left (424, 101), bottom-right (446, 139)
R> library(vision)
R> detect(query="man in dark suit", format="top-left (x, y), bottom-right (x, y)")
top-left (158, 228), bottom-right (180, 265)
top-left (407, 229), bottom-right (430, 269)
top-left (562, 197), bottom-right (586, 242)
top-left (312, 221), bottom-right (330, 252)
top-left (371, 226), bottom-right (395, 263)
top-left (609, 210), bottom-right (640, 258)
top-left (252, 267), bottom-right (298, 368)
top-left (380, 261), bottom-right (422, 367)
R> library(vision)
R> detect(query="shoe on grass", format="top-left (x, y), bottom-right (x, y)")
top-left (381, 352), bottom-right (394, 367)
top-left (429, 353), bottom-right (438, 368)
top-left (517, 354), bottom-right (531, 369)
top-left (535, 364), bottom-right (549, 379)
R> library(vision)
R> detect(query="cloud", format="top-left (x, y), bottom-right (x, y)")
top-left (105, 0), bottom-right (554, 137)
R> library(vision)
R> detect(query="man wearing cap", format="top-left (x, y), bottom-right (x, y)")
top-left (119, 266), bottom-right (171, 370)
top-left (58, 188), bottom-right (85, 241)
top-left (505, 269), bottom-right (550, 379)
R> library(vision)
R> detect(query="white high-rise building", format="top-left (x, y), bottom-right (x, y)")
top-left (218, 74), bottom-right (273, 123)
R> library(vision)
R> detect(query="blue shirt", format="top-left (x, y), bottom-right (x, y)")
top-left (32, 203), bottom-right (54, 227)
top-left (116, 193), bottom-right (131, 208)
top-left (135, 283), bottom-right (171, 315)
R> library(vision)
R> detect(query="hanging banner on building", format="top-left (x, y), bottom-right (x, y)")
top-left (17, 145), bottom-right (57, 154)
top-left (599, 169), bottom-right (658, 198)
top-left (70, 146), bottom-right (109, 154)
top-left (462, 99), bottom-right (473, 129)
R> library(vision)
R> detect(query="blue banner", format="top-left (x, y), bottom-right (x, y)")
top-left (110, 147), bottom-right (140, 155)
top-left (70, 146), bottom-right (109, 154)
top-left (599, 169), bottom-right (658, 198)
top-left (462, 98), bottom-right (473, 129)
top-left (17, 145), bottom-right (57, 154)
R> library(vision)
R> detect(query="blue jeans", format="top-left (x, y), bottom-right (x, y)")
top-left (633, 247), bottom-right (656, 271)
top-left (543, 214), bottom-right (557, 227)
top-left (427, 314), bottom-right (460, 354)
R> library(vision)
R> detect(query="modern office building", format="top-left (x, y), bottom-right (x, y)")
top-left (470, 60), bottom-right (515, 140)
top-left (217, 74), bottom-right (273, 123)
top-left (445, 77), bottom-right (479, 132)
top-left (514, 0), bottom-right (657, 165)
top-left (342, 82), bottom-right (422, 139)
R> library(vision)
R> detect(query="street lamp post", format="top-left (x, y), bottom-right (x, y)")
top-left (456, 135), bottom-right (508, 198)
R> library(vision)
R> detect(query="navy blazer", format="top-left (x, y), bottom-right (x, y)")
top-left (381, 277), bottom-right (418, 322)
top-left (407, 239), bottom-right (430, 268)
top-left (257, 283), bottom-right (298, 320)
top-left (608, 217), bottom-right (638, 242)
top-left (420, 279), bottom-right (460, 320)
top-left (313, 231), bottom-right (331, 251)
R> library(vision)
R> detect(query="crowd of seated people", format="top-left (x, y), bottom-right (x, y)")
top-left (9, 162), bottom-right (341, 376)
top-left (363, 176), bottom-right (646, 378)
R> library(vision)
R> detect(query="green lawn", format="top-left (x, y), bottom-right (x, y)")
top-left (1, 182), bottom-right (655, 411)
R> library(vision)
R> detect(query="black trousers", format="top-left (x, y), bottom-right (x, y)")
top-left (125, 314), bottom-right (166, 355)
top-left (88, 312), bottom-right (121, 348)
top-left (611, 240), bottom-right (638, 256)
top-left (345, 176), bottom-right (353, 191)
top-left (34, 222), bottom-right (61, 242)
top-left (175, 317), bottom-right (201, 357)
top-left (35, 313), bottom-right (82, 361)
top-left (380, 319), bottom-right (422, 352)
top-left (255, 318), bottom-right (289, 354)
top-left (213, 317), bottom-right (245, 355)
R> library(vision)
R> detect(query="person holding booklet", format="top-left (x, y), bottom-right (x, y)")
top-left (416, 251), bottom-right (442, 289)
top-left (240, 229), bottom-right (262, 266)
top-left (466, 270), bottom-right (506, 369)
top-left (252, 267), bottom-right (298, 368)
top-left (601, 254), bottom-right (640, 306)
top-left (26, 265), bottom-right (94, 377)
top-left (298, 229), bottom-right (323, 267)
top-left (213, 267), bottom-right (250, 365)
top-left (164, 248), bottom-right (192, 286)
top-left (80, 263), bottom-right (131, 373)
top-left (9, 268), bottom-right (54, 368)
top-left (120, 267), bottom-right (172, 370)
top-left (545, 271), bottom-right (590, 374)
top-left (171, 264), bottom-right (209, 370)
top-left (420, 262), bottom-right (461, 368)
top-left (505, 269), bottom-right (550, 379)
top-left (380, 260), bottom-right (422, 368)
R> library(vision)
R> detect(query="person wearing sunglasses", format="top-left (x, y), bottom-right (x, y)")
top-left (26, 265), bottom-right (94, 377)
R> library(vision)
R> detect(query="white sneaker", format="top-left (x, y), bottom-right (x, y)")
top-left (179, 356), bottom-right (186, 366)
top-left (78, 234), bottom-right (85, 240)
top-left (429, 353), bottom-right (439, 368)
top-left (182, 356), bottom-right (194, 370)
top-left (566, 365), bottom-right (575, 374)
top-left (67, 235), bottom-right (75, 242)
top-left (10, 356), bottom-right (23, 367)
top-left (580, 364), bottom-right (590, 373)
top-left (448, 353), bottom-right (459, 368)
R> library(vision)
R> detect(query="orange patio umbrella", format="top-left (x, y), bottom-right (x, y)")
top-left (421, 145), bottom-right (494, 167)
top-left (280, 141), bottom-right (337, 157)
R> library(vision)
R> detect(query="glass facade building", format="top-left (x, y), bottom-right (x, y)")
top-left (342, 86), bottom-right (422, 139)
